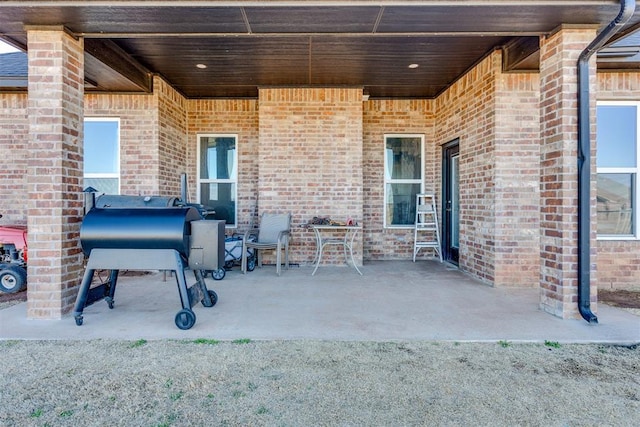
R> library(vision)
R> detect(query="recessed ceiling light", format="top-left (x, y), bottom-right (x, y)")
top-left (196, 63), bottom-right (207, 69)
top-left (408, 63), bottom-right (419, 69)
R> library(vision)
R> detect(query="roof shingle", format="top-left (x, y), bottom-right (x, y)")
top-left (0, 52), bottom-right (27, 77)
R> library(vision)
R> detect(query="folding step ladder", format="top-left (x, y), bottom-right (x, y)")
top-left (413, 193), bottom-right (443, 262)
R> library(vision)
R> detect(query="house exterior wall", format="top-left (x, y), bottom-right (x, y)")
top-left (0, 93), bottom-right (28, 224)
top-left (435, 53), bottom-right (501, 284)
top-left (186, 98), bottom-right (259, 233)
top-left (362, 99), bottom-right (436, 260)
top-left (86, 77), bottom-right (187, 197)
top-left (4, 91), bottom-right (179, 208)
top-left (493, 71), bottom-right (541, 287)
top-left (433, 51), bottom-right (541, 287)
top-left (597, 71), bottom-right (640, 290)
top-left (84, 92), bottom-right (157, 195)
top-left (258, 88), bottom-right (364, 265)
top-left (156, 77), bottom-right (188, 196)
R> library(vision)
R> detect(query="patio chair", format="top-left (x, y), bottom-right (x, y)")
top-left (241, 212), bottom-right (291, 275)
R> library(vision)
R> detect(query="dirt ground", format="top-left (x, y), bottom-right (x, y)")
top-left (0, 288), bottom-right (26, 308)
top-left (599, 289), bottom-right (640, 308)
top-left (1, 340), bottom-right (639, 426)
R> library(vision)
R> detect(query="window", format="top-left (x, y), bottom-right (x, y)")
top-left (596, 102), bottom-right (638, 238)
top-left (83, 118), bottom-right (120, 194)
top-left (198, 134), bottom-right (237, 227)
top-left (384, 135), bottom-right (424, 227)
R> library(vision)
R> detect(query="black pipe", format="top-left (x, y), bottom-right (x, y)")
top-left (180, 173), bottom-right (188, 203)
top-left (577, 0), bottom-right (635, 323)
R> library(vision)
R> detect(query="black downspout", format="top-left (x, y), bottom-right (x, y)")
top-left (577, 0), bottom-right (635, 323)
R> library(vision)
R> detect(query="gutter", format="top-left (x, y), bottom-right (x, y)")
top-left (577, 0), bottom-right (636, 323)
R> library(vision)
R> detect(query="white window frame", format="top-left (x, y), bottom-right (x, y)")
top-left (197, 134), bottom-right (238, 228)
top-left (596, 100), bottom-right (639, 240)
top-left (383, 134), bottom-right (425, 229)
top-left (83, 117), bottom-right (121, 195)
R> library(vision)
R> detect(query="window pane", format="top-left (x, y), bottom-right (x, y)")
top-left (84, 121), bottom-right (119, 174)
top-left (385, 137), bottom-right (421, 180)
top-left (451, 155), bottom-right (460, 248)
top-left (83, 177), bottom-right (119, 195)
top-left (199, 182), bottom-right (236, 226)
top-left (200, 137), bottom-right (236, 180)
top-left (386, 183), bottom-right (422, 226)
top-left (597, 105), bottom-right (637, 168)
top-left (597, 173), bottom-right (633, 235)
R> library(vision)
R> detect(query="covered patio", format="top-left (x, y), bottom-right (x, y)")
top-left (1, 261), bottom-right (637, 343)
top-left (1, 0), bottom-right (640, 326)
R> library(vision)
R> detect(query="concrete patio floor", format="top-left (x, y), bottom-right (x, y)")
top-left (0, 260), bottom-right (638, 343)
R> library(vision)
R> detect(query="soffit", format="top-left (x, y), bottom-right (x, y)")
top-left (0, 1), bottom-right (639, 98)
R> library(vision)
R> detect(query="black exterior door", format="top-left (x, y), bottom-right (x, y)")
top-left (442, 140), bottom-right (460, 264)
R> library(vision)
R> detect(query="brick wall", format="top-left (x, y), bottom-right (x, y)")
top-left (362, 99), bottom-right (435, 260)
top-left (494, 72), bottom-right (541, 286)
top-left (538, 27), bottom-right (598, 318)
top-left (435, 53), bottom-right (500, 284)
top-left (436, 54), bottom-right (500, 283)
top-left (86, 77), bottom-right (187, 198)
top-left (0, 94), bottom-right (28, 224)
top-left (2, 53), bottom-right (545, 293)
top-left (186, 98), bottom-right (259, 232)
top-left (25, 29), bottom-right (85, 318)
top-left (258, 88), bottom-right (363, 265)
top-left (85, 92), bottom-right (156, 195)
top-left (597, 71), bottom-right (640, 290)
top-left (156, 77), bottom-right (188, 196)
top-left (432, 52), bottom-right (541, 287)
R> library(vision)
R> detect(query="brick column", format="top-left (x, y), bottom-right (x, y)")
top-left (26, 28), bottom-right (85, 319)
top-left (538, 26), bottom-right (597, 318)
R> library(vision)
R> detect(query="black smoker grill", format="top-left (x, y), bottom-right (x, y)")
top-left (72, 205), bottom-right (225, 330)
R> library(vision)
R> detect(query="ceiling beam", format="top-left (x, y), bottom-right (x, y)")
top-left (78, 31), bottom-right (546, 38)
top-left (84, 39), bottom-right (152, 93)
top-left (502, 36), bottom-right (540, 71)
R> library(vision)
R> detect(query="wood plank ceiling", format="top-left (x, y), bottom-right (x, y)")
top-left (1, 1), bottom-right (639, 99)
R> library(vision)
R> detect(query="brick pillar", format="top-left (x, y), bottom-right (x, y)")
top-left (26, 28), bottom-right (85, 319)
top-left (538, 26), bottom-right (597, 318)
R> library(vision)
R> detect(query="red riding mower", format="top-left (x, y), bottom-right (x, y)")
top-left (0, 214), bottom-right (28, 294)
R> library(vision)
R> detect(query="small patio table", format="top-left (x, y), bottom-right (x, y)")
top-left (310, 224), bottom-right (362, 276)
